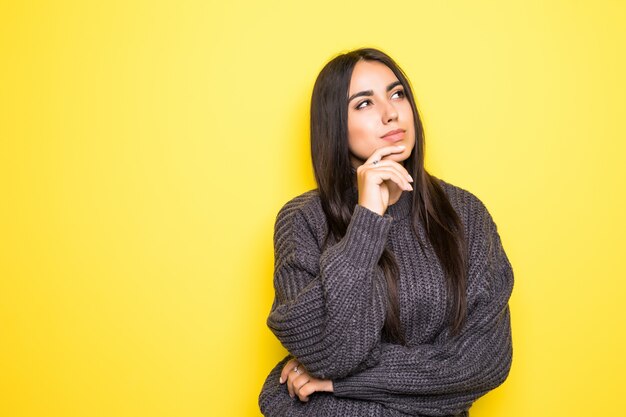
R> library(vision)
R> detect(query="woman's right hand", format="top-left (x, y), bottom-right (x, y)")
top-left (356, 145), bottom-right (414, 216)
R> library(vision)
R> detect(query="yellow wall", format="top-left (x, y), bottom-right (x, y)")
top-left (1, 1), bottom-right (625, 416)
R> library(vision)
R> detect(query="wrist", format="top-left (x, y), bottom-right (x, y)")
top-left (357, 202), bottom-right (384, 217)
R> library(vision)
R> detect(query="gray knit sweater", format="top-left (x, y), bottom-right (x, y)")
top-left (259, 178), bottom-right (514, 417)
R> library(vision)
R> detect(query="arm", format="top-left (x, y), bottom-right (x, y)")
top-left (332, 206), bottom-right (514, 415)
top-left (267, 200), bottom-right (392, 380)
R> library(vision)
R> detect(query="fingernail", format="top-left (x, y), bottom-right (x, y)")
top-left (407, 174), bottom-right (413, 182)
top-left (279, 377), bottom-right (283, 384)
top-left (397, 145), bottom-right (406, 148)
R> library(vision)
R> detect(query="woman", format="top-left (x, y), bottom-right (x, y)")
top-left (259, 47), bottom-right (514, 417)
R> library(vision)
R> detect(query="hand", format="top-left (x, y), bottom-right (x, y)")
top-left (279, 358), bottom-right (333, 402)
top-left (356, 145), bottom-right (414, 216)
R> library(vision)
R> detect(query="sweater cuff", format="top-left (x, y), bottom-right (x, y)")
top-left (331, 377), bottom-right (362, 398)
top-left (334, 204), bottom-right (393, 271)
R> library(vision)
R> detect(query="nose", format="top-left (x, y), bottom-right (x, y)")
top-left (382, 100), bottom-right (398, 123)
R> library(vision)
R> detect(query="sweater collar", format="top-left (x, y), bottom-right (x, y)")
top-left (386, 188), bottom-right (413, 221)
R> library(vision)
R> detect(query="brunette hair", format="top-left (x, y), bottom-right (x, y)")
top-left (310, 47), bottom-right (468, 343)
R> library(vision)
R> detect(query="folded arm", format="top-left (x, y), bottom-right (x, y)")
top-left (267, 201), bottom-right (393, 380)
top-left (332, 206), bottom-right (514, 415)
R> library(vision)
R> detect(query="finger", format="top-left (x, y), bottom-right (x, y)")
top-left (365, 166), bottom-right (413, 191)
top-left (287, 373), bottom-right (295, 398)
top-left (366, 144), bottom-right (406, 165)
top-left (298, 380), bottom-right (320, 402)
top-left (364, 161), bottom-right (413, 185)
top-left (293, 374), bottom-right (311, 401)
top-left (362, 157), bottom-right (413, 182)
top-left (280, 359), bottom-right (298, 384)
top-left (287, 365), bottom-right (304, 398)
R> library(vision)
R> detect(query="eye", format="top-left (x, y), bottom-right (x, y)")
top-left (392, 89), bottom-right (405, 99)
top-left (355, 99), bottom-right (372, 110)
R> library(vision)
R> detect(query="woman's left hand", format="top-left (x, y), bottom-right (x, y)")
top-left (279, 358), bottom-right (334, 402)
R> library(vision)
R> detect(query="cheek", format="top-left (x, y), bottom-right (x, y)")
top-left (401, 102), bottom-right (414, 124)
top-left (348, 114), bottom-right (375, 157)
top-left (401, 105), bottom-right (416, 141)
top-left (348, 112), bottom-right (377, 143)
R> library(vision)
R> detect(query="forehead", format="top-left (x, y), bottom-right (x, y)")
top-left (348, 60), bottom-right (399, 94)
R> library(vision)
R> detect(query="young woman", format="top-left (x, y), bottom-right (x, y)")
top-left (259, 47), bottom-right (514, 417)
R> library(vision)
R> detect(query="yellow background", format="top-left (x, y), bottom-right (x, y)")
top-left (1, 1), bottom-right (625, 416)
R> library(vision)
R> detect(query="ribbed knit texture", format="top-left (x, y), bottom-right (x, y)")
top-left (259, 178), bottom-right (514, 417)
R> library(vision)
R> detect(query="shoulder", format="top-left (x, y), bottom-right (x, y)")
top-left (436, 177), bottom-right (487, 216)
top-left (275, 189), bottom-right (325, 231)
top-left (276, 189), bottom-right (322, 220)
top-left (435, 176), bottom-right (512, 281)
top-left (434, 177), bottom-right (512, 293)
top-left (434, 176), bottom-right (501, 257)
top-left (274, 189), bottom-right (328, 250)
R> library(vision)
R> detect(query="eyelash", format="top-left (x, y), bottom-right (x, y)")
top-left (356, 90), bottom-right (405, 110)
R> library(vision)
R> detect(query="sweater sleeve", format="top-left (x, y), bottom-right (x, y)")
top-left (266, 202), bottom-right (392, 380)
top-left (332, 205), bottom-right (514, 415)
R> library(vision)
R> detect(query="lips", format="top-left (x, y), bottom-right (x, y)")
top-left (381, 129), bottom-right (406, 142)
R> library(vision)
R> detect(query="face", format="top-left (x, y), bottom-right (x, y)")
top-left (346, 60), bottom-right (416, 168)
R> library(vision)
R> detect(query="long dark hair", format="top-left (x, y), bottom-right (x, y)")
top-left (310, 48), bottom-right (468, 343)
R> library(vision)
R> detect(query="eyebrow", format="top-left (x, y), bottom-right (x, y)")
top-left (348, 80), bottom-right (403, 104)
